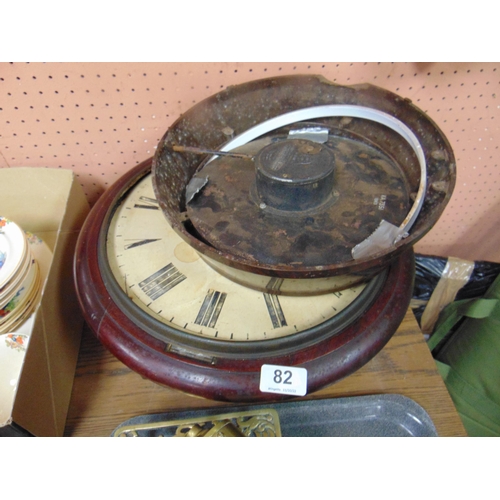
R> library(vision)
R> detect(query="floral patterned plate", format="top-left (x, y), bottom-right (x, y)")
top-left (0, 233), bottom-right (52, 334)
top-left (0, 235), bottom-right (53, 425)
top-left (0, 261), bottom-right (39, 330)
top-left (0, 250), bottom-right (32, 308)
top-left (0, 330), bottom-right (31, 425)
top-left (0, 217), bottom-right (28, 289)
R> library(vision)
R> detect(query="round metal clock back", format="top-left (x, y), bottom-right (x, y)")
top-left (153, 75), bottom-right (455, 281)
top-left (185, 133), bottom-right (411, 269)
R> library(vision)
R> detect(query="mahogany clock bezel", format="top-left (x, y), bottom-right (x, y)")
top-left (74, 157), bottom-right (415, 402)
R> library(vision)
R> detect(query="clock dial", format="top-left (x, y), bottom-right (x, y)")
top-left (105, 173), bottom-right (371, 343)
top-left (75, 158), bottom-right (414, 401)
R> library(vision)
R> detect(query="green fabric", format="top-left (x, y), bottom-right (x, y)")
top-left (429, 274), bottom-right (500, 437)
top-left (428, 298), bottom-right (498, 351)
top-left (435, 359), bottom-right (500, 436)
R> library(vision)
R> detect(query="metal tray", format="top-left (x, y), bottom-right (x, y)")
top-left (111, 394), bottom-right (437, 437)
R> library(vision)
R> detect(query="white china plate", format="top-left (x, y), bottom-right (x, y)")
top-left (0, 253), bottom-right (32, 308)
top-left (0, 233), bottom-right (52, 333)
top-left (0, 331), bottom-right (30, 425)
top-left (0, 263), bottom-right (40, 332)
top-left (0, 232), bottom-right (52, 425)
top-left (0, 217), bottom-right (27, 289)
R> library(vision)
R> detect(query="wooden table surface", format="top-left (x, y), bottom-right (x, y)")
top-left (64, 309), bottom-right (467, 437)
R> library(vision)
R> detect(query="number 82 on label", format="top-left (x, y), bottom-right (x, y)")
top-left (259, 364), bottom-right (308, 396)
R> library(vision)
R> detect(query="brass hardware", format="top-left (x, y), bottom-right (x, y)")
top-left (176, 420), bottom-right (245, 437)
top-left (113, 409), bottom-right (281, 437)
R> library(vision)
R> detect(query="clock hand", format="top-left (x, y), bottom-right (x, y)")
top-left (172, 145), bottom-right (254, 160)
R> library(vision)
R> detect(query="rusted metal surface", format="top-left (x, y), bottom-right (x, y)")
top-left (152, 75), bottom-right (455, 279)
top-left (186, 133), bottom-right (410, 268)
top-left (254, 138), bottom-right (336, 212)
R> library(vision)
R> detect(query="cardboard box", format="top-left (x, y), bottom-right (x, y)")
top-left (0, 167), bottom-right (89, 436)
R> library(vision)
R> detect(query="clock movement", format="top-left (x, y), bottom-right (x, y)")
top-left (74, 75), bottom-right (455, 402)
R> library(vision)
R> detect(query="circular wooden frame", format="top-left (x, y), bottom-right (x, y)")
top-left (75, 158), bottom-right (415, 402)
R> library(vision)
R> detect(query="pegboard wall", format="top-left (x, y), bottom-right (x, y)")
top-left (1, 62), bottom-right (498, 263)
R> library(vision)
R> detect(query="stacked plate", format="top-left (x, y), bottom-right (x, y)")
top-left (0, 315), bottom-right (35, 425)
top-left (0, 217), bottom-right (49, 334)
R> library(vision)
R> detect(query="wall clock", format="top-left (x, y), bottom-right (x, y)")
top-left (74, 75), bottom-right (455, 402)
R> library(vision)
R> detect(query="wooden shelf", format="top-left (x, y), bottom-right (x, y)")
top-left (65, 308), bottom-right (466, 437)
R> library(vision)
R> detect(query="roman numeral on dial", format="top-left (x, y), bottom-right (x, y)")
top-left (139, 263), bottom-right (186, 301)
top-left (264, 293), bottom-right (287, 328)
top-left (195, 289), bottom-right (227, 328)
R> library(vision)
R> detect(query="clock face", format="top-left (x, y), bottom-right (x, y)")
top-left (76, 158), bottom-right (414, 401)
top-left (105, 172), bottom-right (380, 345)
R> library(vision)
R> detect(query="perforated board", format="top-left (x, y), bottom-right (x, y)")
top-left (1, 62), bottom-right (498, 262)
